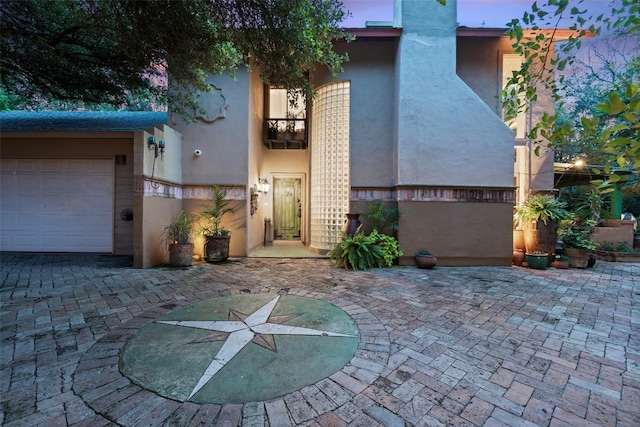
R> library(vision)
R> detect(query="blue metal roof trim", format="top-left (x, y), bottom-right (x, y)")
top-left (0, 111), bottom-right (168, 132)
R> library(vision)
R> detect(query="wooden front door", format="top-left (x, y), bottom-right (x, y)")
top-left (273, 177), bottom-right (301, 240)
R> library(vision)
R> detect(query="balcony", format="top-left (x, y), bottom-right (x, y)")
top-left (263, 118), bottom-right (307, 149)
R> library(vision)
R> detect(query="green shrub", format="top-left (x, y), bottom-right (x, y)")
top-left (328, 228), bottom-right (404, 270)
top-left (328, 228), bottom-right (385, 270)
top-left (371, 230), bottom-right (403, 267)
top-left (515, 195), bottom-right (568, 226)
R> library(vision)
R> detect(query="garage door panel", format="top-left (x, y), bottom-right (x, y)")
top-left (1, 159), bottom-right (113, 252)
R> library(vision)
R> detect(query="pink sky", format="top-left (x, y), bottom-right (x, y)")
top-left (342, 0), bottom-right (616, 28)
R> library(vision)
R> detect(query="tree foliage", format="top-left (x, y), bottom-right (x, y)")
top-left (0, 0), bottom-right (352, 118)
top-left (503, 0), bottom-right (640, 192)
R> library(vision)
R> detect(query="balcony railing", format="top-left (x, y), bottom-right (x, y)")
top-left (264, 118), bottom-right (307, 149)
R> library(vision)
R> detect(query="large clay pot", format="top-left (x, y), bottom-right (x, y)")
top-left (204, 235), bottom-right (231, 262)
top-left (564, 247), bottom-right (590, 269)
top-left (524, 220), bottom-right (557, 266)
top-left (343, 213), bottom-right (361, 237)
top-left (169, 243), bottom-right (194, 267)
top-left (512, 249), bottom-right (525, 266)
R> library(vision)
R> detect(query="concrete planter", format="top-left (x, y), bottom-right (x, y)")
top-left (204, 235), bottom-right (231, 262)
top-left (564, 247), bottom-right (590, 268)
top-left (595, 249), bottom-right (640, 263)
top-left (169, 243), bottom-right (194, 267)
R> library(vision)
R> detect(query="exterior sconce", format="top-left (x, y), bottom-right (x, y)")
top-left (147, 136), bottom-right (165, 159)
top-left (257, 177), bottom-right (270, 194)
top-left (250, 178), bottom-right (269, 216)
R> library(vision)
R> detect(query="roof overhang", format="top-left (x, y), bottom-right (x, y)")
top-left (456, 26), bottom-right (596, 41)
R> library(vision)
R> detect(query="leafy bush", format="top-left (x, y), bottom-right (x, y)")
top-left (328, 228), bottom-right (403, 270)
top-left (598, 242), bottom-right (639, 252)
top-left (361, 200), bottom-right (400, 234)
top-left (558, 216), bottom-right (599, 251)
top-left (515, 195), bottom-right (569, 226)
top-left (371, 230), bottom-right (403, 267)
top-left (328, 229), bottom-right (384, 270)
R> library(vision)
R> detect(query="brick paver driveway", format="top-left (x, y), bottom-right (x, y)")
top-left (1, 253), bottom-right (638, 426)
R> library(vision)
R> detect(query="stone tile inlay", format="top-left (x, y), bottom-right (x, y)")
top-left (120, 294), bottom-right (359, 403)
top-left (71, 289), bottom-right (389, 422)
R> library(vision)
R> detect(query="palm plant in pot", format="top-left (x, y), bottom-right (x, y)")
top-left (515, 195), bottom-right (569, 266)
top-left (162, 210), bottom-right (196, 267)
top-left (200, 185), bottom-right (235, 262)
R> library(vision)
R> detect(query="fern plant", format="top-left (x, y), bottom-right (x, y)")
top-left (328, 228), bottom-right (385, 270)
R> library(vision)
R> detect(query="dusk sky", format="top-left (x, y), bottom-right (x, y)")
top-left (342, 0), bottom-right (616, 28)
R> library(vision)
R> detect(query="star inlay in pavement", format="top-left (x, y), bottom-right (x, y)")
top-left (120, 294), bottom-right (360, 403)
top-left (157, 295), bottom-right (354, 400)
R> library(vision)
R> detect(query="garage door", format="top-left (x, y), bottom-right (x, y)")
top-left (1, 159), bottom-right (114, 252)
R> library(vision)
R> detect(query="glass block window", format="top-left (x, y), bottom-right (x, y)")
top-left (310, 81), bottom-right (350, 251)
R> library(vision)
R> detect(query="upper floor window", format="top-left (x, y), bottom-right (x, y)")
top-left (264, 87), bottom-right (308, 149)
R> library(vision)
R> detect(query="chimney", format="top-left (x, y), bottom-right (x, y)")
top-left (394, 0), bottom-right (514, 187)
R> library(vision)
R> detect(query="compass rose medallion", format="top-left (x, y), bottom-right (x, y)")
top-left (121, 294), bottom-right (360, 403)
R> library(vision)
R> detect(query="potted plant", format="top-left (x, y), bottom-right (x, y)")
top-left (553, 254), bottom-right (570, 269)
top-left (525, 251), bottom-right (548, 270)
top-left (558, 216), bottom-right (599, 268)
top-left (200, 185), bottom-right (235, 262)
top-left (515, 195), bottom-right (568, 266)
top-left (414, 250), bottom-right (437, 269)
top-left (162, 210), bottom-right (196, 267)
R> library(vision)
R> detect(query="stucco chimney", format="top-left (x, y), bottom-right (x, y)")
top-left (394, 0), bottom-right (514, 187)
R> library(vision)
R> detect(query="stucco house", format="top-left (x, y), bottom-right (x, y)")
top-left (0, 0), bottom-right (567, 268)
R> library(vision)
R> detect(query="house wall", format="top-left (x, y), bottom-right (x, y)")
top-left (247, 68), bottom-right (268, 252)
top-left (176, 73), bottom-right (250, 187)
top-left (457, 34), bottom-right (556, 195)
top-left (391, 0), bottom-right (515, 265)
top-left (133, 125), bottom-right (184, 268)
top-left (171, 73), bottom-right (252, 258)
top-left (1, 132), bottom-right (135, 256)
top-left (314, 39), bottom-right (397, 188)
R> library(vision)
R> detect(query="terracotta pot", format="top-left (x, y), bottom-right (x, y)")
top-left (553, 261), bottom-right (569, 269)
top-left (343, 213), bottom-right (361, 237)
top-left (169, 243), bottom-right (194, 267)
top-left (414, 254), bottom-right (437, 269)
top-left (512, 249), bottom-right (525, 266)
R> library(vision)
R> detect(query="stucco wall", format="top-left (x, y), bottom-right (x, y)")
top-left (174, 73), bottom-right (250, 186)
top-left (313, 39), bottom-right (397, 188)
top-left (457, 36), bottom-right (515, 114)
top-left (136, 195), bottom-right (181, 268)
top-left (393, 0), bottom-right (514, 188)
top-left (247, 67), bottom-right (268, 252)
top-left (398, 199), bottom-right (513, 265)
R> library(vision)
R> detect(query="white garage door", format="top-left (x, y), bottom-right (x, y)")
top-left (1, 159), bottom-right (114, 252)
